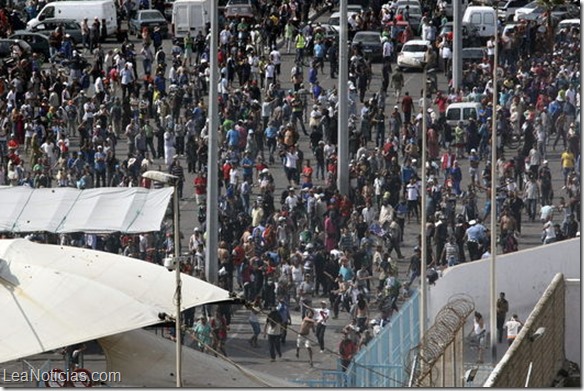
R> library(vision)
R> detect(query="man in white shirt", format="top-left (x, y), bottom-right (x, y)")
top-left (314, 301), bottom-right (330, 353)
top-left (269, 45), bottom-right (282, 78)
top-left (504, 314), bottom-right (523, 345)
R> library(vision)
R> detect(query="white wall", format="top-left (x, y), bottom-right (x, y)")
top-left (565, 279), bottom-right (581, 366)
top-left (426, 239), bottom-right (580, 337)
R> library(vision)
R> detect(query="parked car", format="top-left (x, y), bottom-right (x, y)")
top-left (0, 39), bottom-right (32, 60)
top-left (351, 31), bottom-right (383, 62)
top-left (129, 9), bottom-right (169, 38)
top-left (327, 11), bottom-right (358, 32)
top-left (513, 0), bottom-right (543, 21)
top-left (549, 4), bottom-right (579, 26)
top-left (462, 47), bottom-right (487, 65)
top-left (397, 39), bottom-right (431, 70)
top-left (396, 4), bottom-right (422, 33)
top-left (9, 31), bottom-right (51, 62)
top-left (27, 18), bottom-right (83, 45)
top-left (497, 0), bottom-right (531, 21)
top-left (555, 18), bottom-right (580, 33)
top-left (224, 0), bottom-right (255, 20)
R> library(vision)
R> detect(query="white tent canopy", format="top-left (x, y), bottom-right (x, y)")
top-left (0, 239), bottom-right (231, 364)
top-left (0, 186), bottom-right (173, 234)
top-left (98, 329), bottom-right (297, 387)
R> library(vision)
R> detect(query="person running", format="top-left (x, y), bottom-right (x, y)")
top-left (296, 308), bottom-right (316, 366)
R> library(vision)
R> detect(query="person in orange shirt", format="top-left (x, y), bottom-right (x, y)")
top-left (301, 159), bottom-right (313, 184)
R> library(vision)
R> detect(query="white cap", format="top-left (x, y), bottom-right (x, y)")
top-left (469, 220), bottom-right (477, 226)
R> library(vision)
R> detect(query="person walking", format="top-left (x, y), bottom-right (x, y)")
top-left (472, 311), bottom-right (486, 363)
top-left (248, 301), bottom-right (261, 348)
top-left (496, 292), bottom-right (509, 343)
top-left (314, 300), bottom-right (330, 353)
top-left (264, 308), bottom-right (282, 362)
top-left (296, 308), bottom-right (316, 366)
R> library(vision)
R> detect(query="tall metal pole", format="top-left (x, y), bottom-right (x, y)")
top-left (452, 0), bottom-right (462, 90)
top-left (206, 0), bottom-right (219, 285)
top-left (337, 0), bottom-right (349, 195)
top-left (173, 182), bottom-right (182, 387)
top-left (489, 16), bottom-right (499, 364)
top-left (420, 65), bottom-right (428, 337)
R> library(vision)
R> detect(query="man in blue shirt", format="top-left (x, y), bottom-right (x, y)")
top-left (226, 126), bottom-right (240, 150)
top-left (465, 219), bottom-right (487, 261)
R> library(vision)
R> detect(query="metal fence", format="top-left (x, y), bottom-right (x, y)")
top-left (294, 289), bottom-right (421, 387)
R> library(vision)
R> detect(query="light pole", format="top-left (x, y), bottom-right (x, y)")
top-left (207, 0), bottom-right (219, 286)
top-left (337, 0), bottom-right (349, 195)
top-left (141, 170), bottom-right (182, 387)
top-left (489, 7), bottom-right (499, 365)
top-left (420, 61), bottom-right (429, 338)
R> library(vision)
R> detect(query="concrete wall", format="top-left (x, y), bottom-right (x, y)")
top-left (426, 238), bottom-right (580, 333)
top-left (483, 274), bottom-right (565, 387)
top-left (564, 279), bottom-right (581, 366)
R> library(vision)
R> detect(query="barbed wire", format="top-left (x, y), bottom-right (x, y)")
top-left (405, 295), bottom-right (475, 387)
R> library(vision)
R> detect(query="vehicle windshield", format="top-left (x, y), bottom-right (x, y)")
top-left (354, 34), bottom-right (380, 43)
top-left (399, 5), bottom-right (421, 15)
top-left (141, 11), bottom-right (163, 19)
top-left (403, 44), bottom-right (427, 52)
top-left (524, 1), bottom-right (539, 9)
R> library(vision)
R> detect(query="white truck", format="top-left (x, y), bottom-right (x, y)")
top-left (462, 6), bottom-right (498, 41)
top-left (171, 0), bottom-right (210, 46)
top-left (27, 0), bottom-right (118, 37)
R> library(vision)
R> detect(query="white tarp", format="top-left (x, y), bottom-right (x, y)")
top-left (0, 239), bottom-right (232, 364)
top-left (0, 186), bottom-right (173, 233)
top-left (98, 329), bottom-right (297, 387)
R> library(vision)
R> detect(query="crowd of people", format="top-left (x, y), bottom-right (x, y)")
top-left (0, 0), bottom-right (580, 372)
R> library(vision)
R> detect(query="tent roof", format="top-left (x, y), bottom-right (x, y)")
top-left (0, 239), bottom-right (231, 364)
top-left (98, 329), bottom-right (298, 387)
top-left (0, 186), bottom-right (173, 233)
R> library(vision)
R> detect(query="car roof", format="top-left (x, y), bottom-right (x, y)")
top-left (36, 18), bottom-right (79, 24)
top-left (558, 18), bottom-right (580, 24)
top-left (330, 11), bottom-right (358, 18)
top-left (403, 39), bottom-right (430, 45)
top-left (354, 30), bottom-right (380, 36)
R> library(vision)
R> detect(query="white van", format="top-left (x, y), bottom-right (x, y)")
top-left (462, 6), bottom-right (497, 39)
top-left (556, 18), bottom-right (580, 32)
top-left (27, 0), bottom-right (118, 36)
top-left (445, 102), bottom-right (483, 126)
top-left (171, 0), bottom-right (210, 45)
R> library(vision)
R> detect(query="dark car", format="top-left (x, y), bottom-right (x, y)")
top-left (0, 39), bottom-right (32, 60)
top-left (129, 9), bottom-right (169, 38)
top-left (27, 18), bottom-right (83, 46)
top-left (351, 31), bottom-right (383, 62)
top-left (462, 47), bottom-right (487, 65)
top-left (9, 31), bottom-right (51, 62)
top-left (224, 0), bottom-right (255, 20)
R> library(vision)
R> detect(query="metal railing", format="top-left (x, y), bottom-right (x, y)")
top-left (294, 289), bottom-right (421, 387)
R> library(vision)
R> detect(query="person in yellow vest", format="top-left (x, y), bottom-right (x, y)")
top-left (294, 31), bottom-right (306, 66)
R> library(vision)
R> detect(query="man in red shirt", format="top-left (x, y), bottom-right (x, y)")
top-left (221, 160), bottom-right (232, 190)
top-left (401, 91), bottom-right (413, 124)
top-left (194, 171), bottom-right (207, 205)
top-left (434, 91), bottom-right (448, 118)
top-left (338, 331), bottom-right (358, 372)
